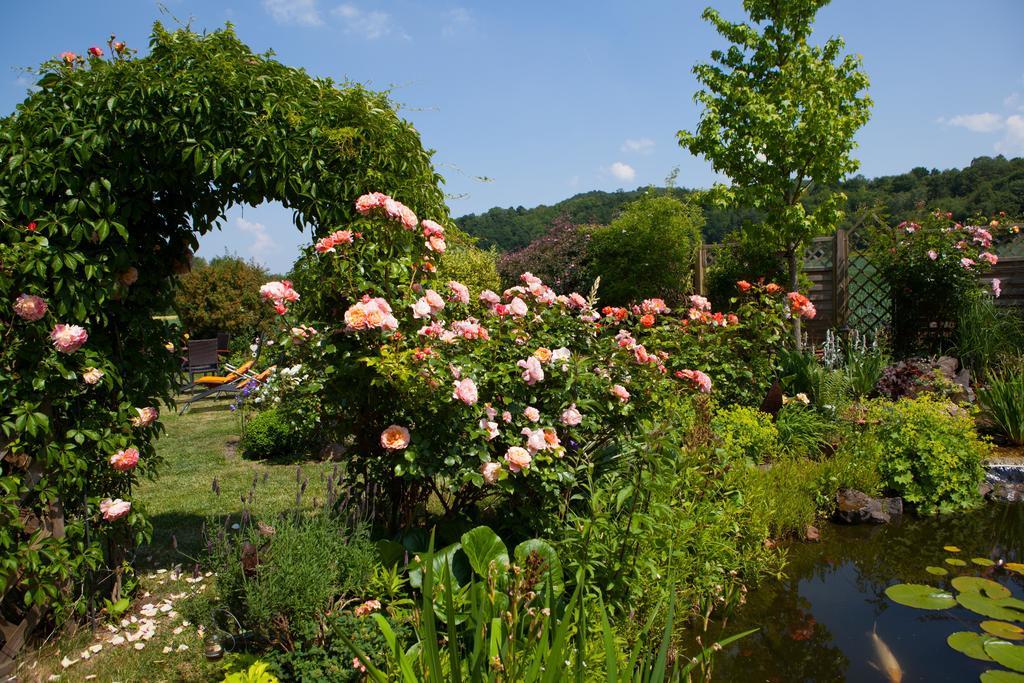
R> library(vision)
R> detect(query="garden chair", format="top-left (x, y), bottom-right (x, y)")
top-left (181, 338), bottom-right (220, 386)
top-left (177, 364), bottom-right (275, 415)
top-left (217, 332), bottom-right (230, 355)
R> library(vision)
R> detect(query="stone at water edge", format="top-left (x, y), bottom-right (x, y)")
top-left (834, 488), bottom-right (903, 524)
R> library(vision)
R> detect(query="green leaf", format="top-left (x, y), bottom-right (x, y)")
top-left (514, 539), bottom-right (564, 598)
top-left (460, 526), bottom-right (509, 578)
top-left (884, 583), bottom-right (956, 610)
top-left (986, 641), bottom-right (1024, 673)
top-left (946, 631), bottom-right (996, 661)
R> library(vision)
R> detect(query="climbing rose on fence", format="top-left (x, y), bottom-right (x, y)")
top-left (100, 499), bottom-right (131, 521)
top-left (109, 447), bottom-right (140, 472)
top-left (50, 323), bottom-right (88, 353)
top-left (13, 293), bottom-right (47, 321)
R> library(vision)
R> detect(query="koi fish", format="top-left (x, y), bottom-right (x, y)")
top-left (869, 622), bottom-right (903, 682)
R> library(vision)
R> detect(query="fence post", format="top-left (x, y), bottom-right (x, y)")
top-left (695, 244), bottom-right (706, 295)
top-left (834, 228), bottom-right (849, 331)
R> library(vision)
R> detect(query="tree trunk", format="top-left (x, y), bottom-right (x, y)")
top-left (788, 245), bottom-right (802, 349)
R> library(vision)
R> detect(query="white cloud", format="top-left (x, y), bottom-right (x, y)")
top-left (1005, 93), bottom-right (1024, 112)
top-left (442, 8), bottom-right (473, 37)
top-left (332, 3), bottom-right (407, 40)
top-left (996, 115), bottom-right (1024, 155)
top-left (941, 112), bottom-right (1004, 133)
top-left (621, 137), bottom-right (655, 154)
top-left (236, 217), bottom-right (275, 257)
top-left (263, 0), bottom-right (324, 26)
top-left (608, 162), bottom-right (636, 182)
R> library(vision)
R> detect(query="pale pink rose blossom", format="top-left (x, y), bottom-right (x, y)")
top-left (452, 378), bottom-right (479, 405)
top-left (566, 292), bottom-right (588, 309)
top-left (411, 298), bottom-right (433, 319)
top-left (961, 258), bottom-right (976, 269)
top-left (479, 418), bottom-right (500, 440)
top-left (524, 406), bottom-right (540, 422)
top-left (980, 252), bottom-right (999, 265)
top-left (354, 599), bottom-right (381, 617)
top-left (677, 369), bottom-right (713, 393)
top-left (479, 290), bottom-right (501, 306)
top-left (448, 281), bottom-right (470, 304)
top-left (481, 461), bottom-right (502, 484)
top-left (520, 272), bottom-right (542, 287)
top-left (689, 295), bottom-right (711, 311)
top-left (517, 356), bottom-right (545, 385)
top-left (551, 347), bottom-right (571, 363)
top-left (260, 280), bottom-right (299, 314)
top-left (561, 404), bottom-right (583, 426)
top-left (100, 498), bottom-right (131, 521)
top-left (504, 446), bottom-right (532, 473)
top-left (50, 324), bottom-right (88, 353)
top-left (426, 234), bottom-right (447, 252)
top-left (502, 411), bottom-right (513, 423)
top-left (82, 367), bottom-right (104, 385)
top-left (421, 219), bottom-right (445, 237)
top-left (381, 425), bottom-right (411, 450)
top-left (509, 297), bottom-right (528, 317)
top-left (992, 278), bottom-right (1002, 298)
top-left (611, 384), bottom-right (631, 402)
top-left (131, 407), bottom-right (159, 428)
top-left (522, 428), bottom-right (548, 454)
top-left (109, 447), bottom-right (140, 472)
top-left (13, 294), bottom-right (48, 321)
top-left (424, 289), bottom-right (446, 313)
top-left (355, 192), bottom-right (389, 214)
top-left (927, 250), bottom-right (938, 260)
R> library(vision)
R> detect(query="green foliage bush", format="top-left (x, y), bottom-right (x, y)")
top-left (240, 409), bottom-right (294, 460)
top-left (977, 369), bottom-right (1024, 446)
top-left (711, 405), bottom-right (779, 463)
top-left (774, 404), bottom-right (837, 459)
top-left (868, 397), bottom-right (987, 513)
top-left (585, 192), bottom-right (703, 306)
top-left (705, 231), bottom-right (788, 310)
top-left (432, 227), bottom-right (501, 294)
top-left (956, 290), bottom-right (1024, 377)
top-left (174, 256), bottom-right (274, 341)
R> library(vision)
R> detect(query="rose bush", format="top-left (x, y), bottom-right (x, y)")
top-left (257, 194), bottom-right (798, 533)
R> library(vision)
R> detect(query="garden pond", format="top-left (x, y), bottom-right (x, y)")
top-left (699, 503), bottom-right (1024, 682)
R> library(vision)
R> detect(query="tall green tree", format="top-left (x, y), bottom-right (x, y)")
top-left (678, 0), bottom-right (872, 345)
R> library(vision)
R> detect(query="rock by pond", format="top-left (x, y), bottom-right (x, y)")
top-left (835, 488), bottom-right (903, 524)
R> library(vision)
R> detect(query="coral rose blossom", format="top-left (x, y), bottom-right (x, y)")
top-left (354, 599), bottom-right (381, 617)
top-left (50, 324), bottom-right (88, 353)
top-left (611, 384), bottom-right (631, 402)
top-left (448, 281), bottom-right (470, 304)
top-left (14, 294), bottom-right (48, 321)
top-left (452, 378), bottom-right (479, 405)
top-left (82, 367), bottom-right (105, 385)
top-left (100, 498), bottom-right (131, 521)
top-left (764, 283), bottom-right (782, 294)
top-left (737, 280), bottom-right (751, 292)
top-left (561, 404), bottom-right (583, 426)
top-left (110, 447), bottom-right (140, 472)
top-left (504, 446), bottom-right (532, 473)
top-left (131, 407), bottom-right (159, 428)
top-left (480, 461), bottom-right (502, 484)
top-left (380, 425), bottom-right (411, 450)
top-left (524, 406), bottom-right (540, 422)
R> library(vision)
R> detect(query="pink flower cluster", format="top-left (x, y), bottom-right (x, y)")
top-left (517, 356), bottom-right (545, 385)
top-left (422, 220), bottom-right (447, 253)
top-left (411, 289), bottom-right (445, 319)
top-left (314, 229), bottom-right (356, 254)
top-left (452, 377), bottom-right (479, 405)
top-left (676, 369), bottom-right (712, 393)
top-left (786, 292), bottom-right (816, 320)
top-left (131, 407), bottom-right (159, 428)
top-left (110, 447), bottom-right (140, 472)
top-left (13, 294), bottom-right (47, 321)
top-left (260, 280), bottom-right (300, 315)
top-left (345, 295), bottom-right (398, 332)
top-left (448, 281), bottom-right (470, 304)
top-left (354, 192), bottom-right (418, 230)
top-left (100, 498), bottom-right (131, 521)
top-left (51, 324), bottom-right (88, 354)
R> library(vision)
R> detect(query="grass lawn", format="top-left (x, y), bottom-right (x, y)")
top-left (18, 401), bottom-right (332, 683)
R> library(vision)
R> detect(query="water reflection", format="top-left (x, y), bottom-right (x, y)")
top-left (701, 505), bottom-right (1024, 682)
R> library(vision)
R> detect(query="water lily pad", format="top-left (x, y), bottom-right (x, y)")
top-left (926, 566), bottom-right (949, 576)
top-left (983, 622), bottom-right (1024, 641)
top-left (947, 631), bottom-right (996, 661)
top-left (952, 576), bottom-right (1013, 600)
top-left (975, 558), bottom-right (998, 567)
top-left (885, 583), bottom-right (957, 610)
top-left (957, 593), bottom-right (1024, 621)
top-left (947, 558), bottom-right (968, 567)
top-left (945, 545), bottom-right (963, 553)
top-left (981, 670), bottom-right (1024, 683)
top-left (986, 641), bottom-right (1024, 672)
top-left (1005, 562), bottom-right (1024, 575)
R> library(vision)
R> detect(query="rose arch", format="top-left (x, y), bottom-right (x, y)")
top-left (0, 24), bottom-right (447, 667)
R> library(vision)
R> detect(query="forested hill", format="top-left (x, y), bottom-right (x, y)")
top-left (455, 155), bottom-right (1024, 252)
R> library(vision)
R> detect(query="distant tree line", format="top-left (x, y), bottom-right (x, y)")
top-left (456, 156), bottom-right (1024, 252)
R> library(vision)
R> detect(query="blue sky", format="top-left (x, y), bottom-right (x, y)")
top-left (2, 0), bottom-right (1022, 273)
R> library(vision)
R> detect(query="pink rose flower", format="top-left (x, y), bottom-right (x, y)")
top-left (411, 298), bottom-right (432, 319)
top-left (517, 356), bottom-right (545, 385)
top-left (677, 369), bottom-right (713, 393)
top-left (88, 46), bottom-right (104, 57)
top-left (502, 411), bottom-right (512, 423)
top-left (611, 384), bottom-right (631, 402)
top-left (424, 289), bottom-right (446, 313)
top-left (82, 367), bottom-right (104, 385)
top-left (345, 296), bottom-right (397, 331)
top-left (524, 406), bottom-right (540, 422)
top-left (504, 446), bottom-right (532, 473)
top-left (354, 599), bottom-right (381, 617)
top-left (13, 294), bottom-right (48, 321)
top-left (260, 280), bottom-right (299, 314)
top-left (980, 252), bottom-right (999, 265)
top-left (50, 324), bottom-right (88, 353)
top-left (927, 250), bottom-right (938, 261)
top-left (480, 461), bottom-right (502, 484)
top-left (380, 425), bottom-right (411, 450)
top-left (523, 428), bottom-right (548, 454)
top-left (992, 278), bottom-right (1002, 298)
top-left (452, 378), bottom-right (479, 405)
top-left (561, 404), bottom-right (583, 426)
top-left (479, 290), bottom-right (501, 306)
top-left (60, 51), bottom-right (77, 64)
top-left (448, 281), bottom-right (470, 304)
top-left (355, 192), bottom-right (389, 214)
top-left (110, 447), bottom-right (140, 472)
top-left (689, 295), bottom-right (711, 311)
top-left (131, 407), bottom-right (159, 428)
top-left (426, 234), bottom-right (447, 253)
top-left (961, 258), bottom-right (976, 269)
top-left (100, 498), bottom-right (131, 521)
top-left (509, 297), bottom-right (528, 317)
top-left (479, 418), bottom-right (499, 440)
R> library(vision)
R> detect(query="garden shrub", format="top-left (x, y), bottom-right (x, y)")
top-left (867, 396), bottom-right (987, 513)
top-left (174, 256), bottom-right (275, 341)
top-left (585, 191), bottom-right (703, 307)
top-left (497, 215), bottom-right (593, 292)
top-left (956, 289), bottom-right (1024, 377)
top-left (240, 408), bottom-right (294, 460)
top-left (0, 24), bottom-right (448, 646)
top-left (431, 226), bottom-right (501, 294)
top-left (711, 405), bottom-right (779, 463)
top-left (977, 369), bottom-right (1024, 446)
top-left (774, 404), bottom-right (838, 459)
top-left (704, 230), bottom-right (787, 311)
